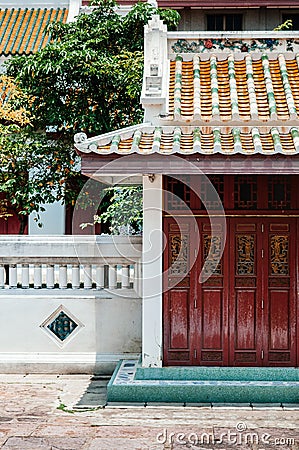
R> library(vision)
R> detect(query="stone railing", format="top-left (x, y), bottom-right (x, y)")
top-left (0, 235), bottom-right (142, 293)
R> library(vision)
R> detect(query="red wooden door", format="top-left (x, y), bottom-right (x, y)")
top-left (193, 218), bottom-right (228, 365)
top-left (163, 217), bottom-right (298, 367)
top-left (263, 219), bottom-right (297, 366)
top-left (229, 220), bottom-right (263, 365)
top-left (229, 218), bottom-right (297, 366)
top-left (163, 217), bottom-right (198, 365)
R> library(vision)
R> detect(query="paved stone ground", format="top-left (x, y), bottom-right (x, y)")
top-left (0, 374), bottom-right (298, 449)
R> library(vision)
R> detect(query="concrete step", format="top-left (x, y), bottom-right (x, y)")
top-left (107, 360), bottom-right (299, 404)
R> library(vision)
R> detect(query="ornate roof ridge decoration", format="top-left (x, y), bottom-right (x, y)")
top-left (0, 7), bottom-right (69, 56)
top-left (74, 125), bottom-right (299, 156)
top-left (169, 36), bottom-right (299, 55)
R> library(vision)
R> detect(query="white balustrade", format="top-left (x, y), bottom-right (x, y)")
top-left (121, 265), bottom-right (131, 289)
top-left (0, 236), bottom-right (142, 293)
top-left (109, 265), bottom-right (117, 289)
top-left (9, 265), bottom-right (17, 288)
top-left (0, 265), bottom-right (4, 289)
top-left (34, 265), bottom-right (42, 288)
top-left (46, 265), bottom-right (55, 289)
top-left (22, 264), bottom-right (29, 288)
top-left (72, 265), bottom-right (80, 289)
top-left (59, 265), bottom-right (68, 289)
top-left (95, 265), bottom-right (104, 289)
top-left (84, 265), bottom-right (92, 289)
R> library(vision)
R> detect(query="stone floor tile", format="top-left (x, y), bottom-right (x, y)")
top-left (87, 437), bottom-right (162, 450)
top-left (2, 436), bottom-right (87, 449)
top-left (2, 437), bottom-right (51, 449)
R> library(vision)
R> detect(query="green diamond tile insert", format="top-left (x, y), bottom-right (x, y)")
top-left (47, 311), bottom-right (78, 342)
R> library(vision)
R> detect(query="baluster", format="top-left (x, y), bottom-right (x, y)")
top-left (34, 265), bottom-right (42, 289)
top-left (108, 264), bottom-right (117, 289)
top-left (84, 265), bottom-right (92, 289)
top-left (0, 265), bottom-right (5, 289)
top-left (59, 265), bottom-right (67, 289)
top-left (9, 264), bottom-right (17, 288)
top-left (121, 264), bottom-right (130, 289)
top-left (95, 265), bottom-right (104, 289)
top-left (46, 265), bottom-right (55, 289)
top-left (134, 261), bottom-right (142, 297)
top-left (22, 264), bottom-right (29, 288)
top-left (72, 265), bottom-right (80, 289)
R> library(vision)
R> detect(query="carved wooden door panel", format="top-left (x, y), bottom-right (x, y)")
top-left (163, 217), bottom-right (297, 367)
top-left (163, 218), bottom-right (198, 365)
top-left (229, 220), bottom-right (263, 366)
top-left (195, 219), bottom-right (228, 366)
top-left (263, 219), bottom-right (297, 366)
top-left (229, 219), bottom-right (297, 366)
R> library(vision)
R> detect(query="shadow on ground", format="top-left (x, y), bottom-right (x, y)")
top-left (74, 376), bottom-right (109, 409)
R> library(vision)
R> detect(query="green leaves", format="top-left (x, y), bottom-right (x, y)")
top-left (98, 185), bottom-right (143, 235)
top-left (0, 126), bottom-right (81, 232)
top-left (6, 1), bottom-right (180, 135)
top-left (2, 2), bottom-right (180, 232)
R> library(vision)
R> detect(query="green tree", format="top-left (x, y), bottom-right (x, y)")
top-left (0, 124), bottom-right (81, 234)
top-left (5, 1), bottom-right (180, 234)
top-left (96, 185), bottom-right (142, 235)
top-left (0, 75), bottom-right (83, 233)
top-left (7, 0), bottom-right (180, 136)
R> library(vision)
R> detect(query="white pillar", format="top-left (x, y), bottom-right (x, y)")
top-left (46, 265), bottom-right (55, 289)
top-left (59, 265), bottom-right (68, 289)
top-left (142, 174), bottom-right (163, 367)
top-left (9, 265), bottom-right (17, 288)
top-left (34, 265), bottom-right (42, 288)
top-left (95, 265), bottom-right (104, 289)
top-left (108, 264), bottom-right (117, 289)
top-left (84, 265), bottom-right (92, 289)
top-left (22, 264), bottom-right (29, 288)
top-left (121, 265), bottom-right (130, 289)
top-left (0, 265), bottom-right (4, 288)
top-left (72, 265), bottom-right (80, 289)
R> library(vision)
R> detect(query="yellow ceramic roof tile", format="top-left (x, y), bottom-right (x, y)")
top-left (167, 54), bottom-right (299, 124)
top-left (0, 8), bottom-right (68, 56)
top-left (91, 127), bottom-right (299, 156)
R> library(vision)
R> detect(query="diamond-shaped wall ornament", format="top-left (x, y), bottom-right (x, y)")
top-left (41, 306), bottom-right (83, 346)
top-left (47, 311), bottom-right (78, 342)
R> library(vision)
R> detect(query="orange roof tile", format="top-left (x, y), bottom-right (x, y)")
top-left (167, 54), bottom-right (299, 124)
top-left (74, 125), bottom-right (299, 156)
top-left (0, 8), bottom-right (68, 56)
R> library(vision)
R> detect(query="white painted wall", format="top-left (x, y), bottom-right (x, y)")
top-left (29, 202), bottom-right (65, 235)
top-left (0, 291), bottom-right (141, 374)
top-left (142, 174), bottom-right (163, 368)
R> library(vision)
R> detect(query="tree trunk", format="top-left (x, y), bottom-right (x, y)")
top-left (18, 216), bottom-right (27, 235)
